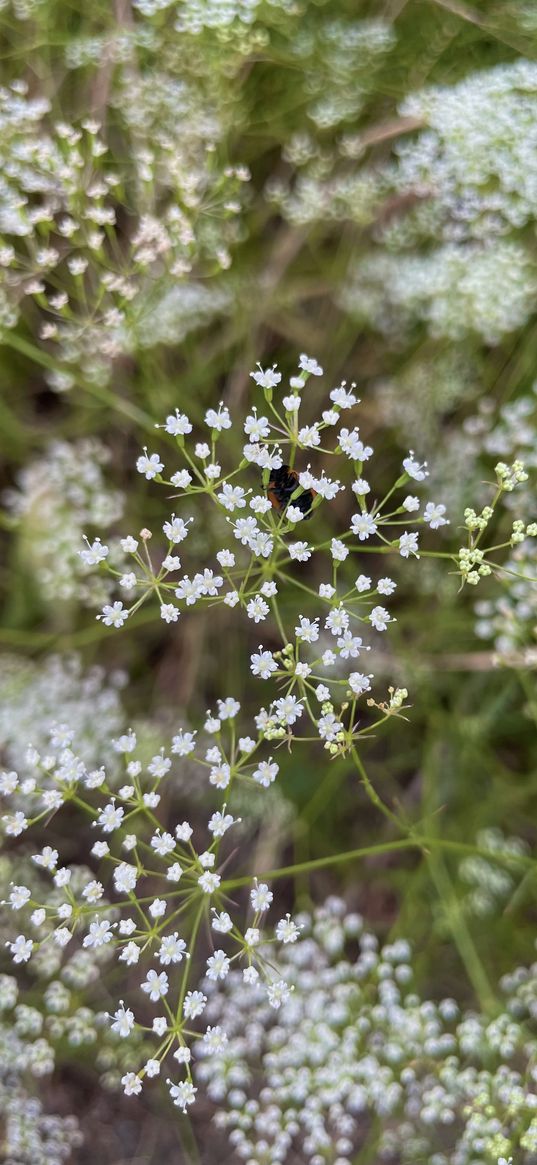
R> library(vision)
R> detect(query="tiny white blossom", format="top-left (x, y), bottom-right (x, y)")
top-left (250, 881), bottom-right (273, 911)
top-left (136, 449), bottom-right (164, 479)
top-left (122, 1073), bottom-right (142, 1096)
top-left (403, 495), bottom-right (420, 512)
top-left (79, 537), bottom-right (109, 566)
top-left (267, 979), bottom-right (293, 1009)
top-left (424, 501), bottom-right (449, 529)
top-left (206, 949), bottom-right (230, 980)
top-left (331, 538), bottom-right (349, 561)
top-left (141, 969), bottom-right (169, 1001)
top-left (168, 1080), bottom-right (196, 1111)
top-left (246, 596), bottom-right (270, 623)
top-left (183, 990), bottom-right (207, 1019)
top-left (111, 1003), bottom-right (135, 1038)
top-left (403, 451), bottom-right (428, 481)
top-left (399, 531), bottom-right (420, 559)
top-left (299, 354), bottom-right (323, 375)
top-left (351, 513), bottom-right (378, 541)
top-left (6, 935), bottom-right (33, 964)
top-left (370, 606), bottom-right (392, 631)
top-left (252, 759), bottom-right (279, 787)
top-left (275, 914), bottom-right (302, 943)
top-left (164, 410), bottom-right (192, 436)
top-left (97, 602), bottom-right (128, 628)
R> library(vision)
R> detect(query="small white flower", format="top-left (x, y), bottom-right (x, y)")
top-left (32, 846), bottom-right (58, 871)
top-left (149, 898), bottom-right (167, 919)
top-left (217, 483), bottom-right (246, 512)
top-left (369, 606), bottom-right (392, 632)
top-left (9, 885), bottom-right (31, 910)
top-left (163, 515), bottom-right (190, 544)
top-left (111, 1003), bottom-right (135, 1038)
top-left (250, 881), bottom-right (273, 911)
top-left (171, 730), bottom-right (196, 757)
top-left (136, 449), bottom-right (164, 479)
top-left (119, 942), bottom-right (140, 966)
top-left (267, 978), bottom-right (293, 1009)
top-left (424, 501), bottom-right (449, 529)
top-left (6, 935), bottom-right (33, 963)
top-left (97, 802), bottom-right (124, 832)
top-left (212, 910), bottom-right (233, 933)
top-left (351, 513), bottom-right (377, 541)
top-left (243, 965), bottom-right (259, 984)
top-left (160, 603), bottom-right (180, 623)
top-left (250, 364), bottom-right (282, 389)
top-left (403, 451), bottom-right (428, 481)
top-left (79, 537), bottom-right (109, 566)
top-left (97, 602), bottom-right (128, 628)
top-left (331, 538), bottom-right (349, 561)
top-left (205, 403), bottom-right (231, 431)
top-left (119, 572), bottom-right (137, 590)
top-left (298, 424), bottom-right (321, 448)
top-left (202, 1025), bottom-right (228, 1055)
top-left (141, 969), bottom-right (169, 1002)
top-left (252, 759), bottom-right (279, 787)
top-left (83, 919), bottom-right (115, 948)
top-left (295, 616), bottom-right (319, 643)
top-left (158, 934), bottom-right (187, 965)
top-left (122, 1072), bottom-right (142, 1096)
top-left (339, 427), bottom-right (373, 461)
top-left (399, 531), bottom-right (420, 559)
top-left (173, 1046), bottom-right (191, 1064)
top-left (198, 871), bottom-right (221, 894)
top-left (274, 695), bottom-right (303, 725)
top-left (275, 914), bottom-right (301, 943)
top-left (289, 541), bottom-right (311, 562)
top-left (183, 990), bottom-right (207, 1019)
top-left (299, 353), bottom-right (323, 375)
top-left (246, 596), bottom-right (270, 623)
top-left (244, 410), bottom-right (271, 441)
top-left (168, 1080), bottom-right (197, 1111)
top-left (208, 811), bottom-right (235, 837)
top-left (206, 949), bottom-right (230, 980)
top-left (120, 536), bottom-right (139, 553)
top-left (377, 577), bottom-right (396, 595)
top-left (164, 410), bottom-right (192, 436)
top-left (349, 672), bottom-right (373, 695)
top-left (403, 495), bottom-right (420, 513)
top-left (170, 470), bottom-right (192, 489)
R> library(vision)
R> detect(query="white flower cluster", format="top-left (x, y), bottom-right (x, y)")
top-left (474, 539), bottom-right (537, 665)
top-left (459, 829), bottom-right (531, 918)
top-left (0, 78), bottom-right (248, 385)
top-left (0, 718), bottom-right (302, 1111)
top-left (3, 438), bottom-right (124, 607)
top-left (396, 60), bottom-right (537, 241)
top-left (0, 654), bottom-right (125, 779)
top-left (197, 897), bottom-right (537, 1164)
top-left (340, 242), bottom-right (537, 345)
top-left (0, 1013), bottom-right (81, 1165)
top-left (80, 356), bottom-right (456, 769)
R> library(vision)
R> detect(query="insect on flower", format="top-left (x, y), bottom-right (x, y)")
top-left (267, 465), bottom-right (317, 519)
